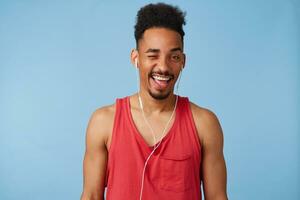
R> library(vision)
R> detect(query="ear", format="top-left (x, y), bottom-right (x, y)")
top-left (182, 53), bottom-right (186, 70)
top-left (130, 49), bottom-right (139, 68)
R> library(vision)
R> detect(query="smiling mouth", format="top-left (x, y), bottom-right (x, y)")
top-left (149, 73), bottom-right (174, 89)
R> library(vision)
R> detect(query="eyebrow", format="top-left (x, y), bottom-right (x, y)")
top-left (170, 47), bottom-right (182, 52)
top-left (144, 47), bottom-right (182, 53)
top-left (145, 48), bottom-right (160, 53)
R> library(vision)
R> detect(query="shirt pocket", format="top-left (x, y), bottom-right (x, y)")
top-left (158, 154), bottom-right (192, 193)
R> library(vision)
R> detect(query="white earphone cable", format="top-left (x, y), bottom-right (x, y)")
top-left (136, 61), bottom-right (157, 145)
top-left (138, 94), bottom-right (178, 200)
top-left (135, 59), bottom-right (182, 200)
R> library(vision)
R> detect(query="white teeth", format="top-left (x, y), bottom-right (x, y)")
top-left (153, 75), bottom-right (170, 81)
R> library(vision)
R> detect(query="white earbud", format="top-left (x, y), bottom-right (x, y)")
top-left (135, 58), bottom-right (138, 68)
top-left (135, 58), bottom-right (140, 95)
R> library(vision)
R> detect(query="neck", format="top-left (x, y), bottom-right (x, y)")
top-left (136, 91), bottom-right (177, 114)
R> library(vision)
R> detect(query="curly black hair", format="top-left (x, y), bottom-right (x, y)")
top-left (134, 3), bottom-right (186, 48)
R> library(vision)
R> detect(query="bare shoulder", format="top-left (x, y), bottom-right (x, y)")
top-left (81, 104), bottom-right (116, 199)
top-left (189, 102), bottom-right (221, 129)
top-left (86, 104), bottom-right (116, 150)
top-left (90, 104), bottom-right (116, 125)
top-left (189, 102), bottom-right (224, 148)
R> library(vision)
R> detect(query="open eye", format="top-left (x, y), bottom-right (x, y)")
top-left (171, 54), bottom-right (182, 63)
top-left (173, 55), bottom-right (180, 60)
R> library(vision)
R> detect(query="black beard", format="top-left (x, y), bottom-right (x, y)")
top-left (148, 89), bottom-right (171, 100)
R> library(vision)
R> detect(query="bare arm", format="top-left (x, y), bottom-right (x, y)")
top-left (191, 104), bottom-right (228, 200)
top-left (80, 106), bottom-right (114, 200)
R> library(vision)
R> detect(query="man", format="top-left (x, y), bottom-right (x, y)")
top-left (81, 3), bottom-right (228, 200)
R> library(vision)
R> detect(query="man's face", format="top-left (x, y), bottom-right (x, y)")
top-left (135, 27), bottom-right (185, 100)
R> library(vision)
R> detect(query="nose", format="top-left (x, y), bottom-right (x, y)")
top-left (157, 57), bottom-right (169, 74)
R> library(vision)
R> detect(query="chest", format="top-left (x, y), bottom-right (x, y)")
top-left (130, 108), bottom-right (176, 147)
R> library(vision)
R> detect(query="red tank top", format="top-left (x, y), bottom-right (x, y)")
top-left (105, 96), bottom-right (202, 200)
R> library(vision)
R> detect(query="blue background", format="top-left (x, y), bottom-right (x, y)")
top-left (0, 0), bottom-right (299, 199)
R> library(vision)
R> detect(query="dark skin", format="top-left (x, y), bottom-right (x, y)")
top-left (80, 27), bottom-right (228, 200)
